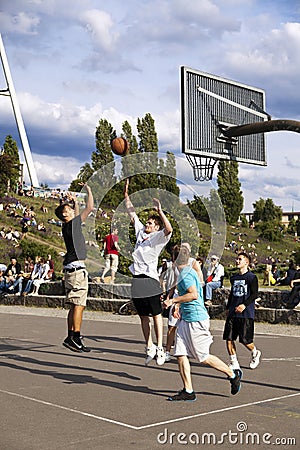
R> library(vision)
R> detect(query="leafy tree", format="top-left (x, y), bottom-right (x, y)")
top-left (91, 119), bottom-right (117, 205)
top-left (0, 135), bottom-right (20, 194)
top-left (92, 119), bottom-right (116, 172)
top-left (136, 113), bottom-right (159, 190)
top-left (258, 221), bottom-right (283, 241)
top-left (120, 120), bottom-right (140, 193)
top-left (252, 198), bottom-right (265, 223)
top-left (252, 198), bottom-right (283, 241)
top-left (293, 248), bottom-right (300, 265)
top-left (287, 218), bottom-right (297, 235)
top-left (240, 215), bottom-right (248, 227)
top-left (217, 160), bottom-right (243, 225)
top-left (261, 198), bottom-right (282, 222)
top-left (159, 152), bottom-right (179, 196)
top-left (187, 195), bottom-right (209, 223)
top-left (296, 219), bottom-right (300, 236)
top-left (0, 153), bottom-right (14, 196)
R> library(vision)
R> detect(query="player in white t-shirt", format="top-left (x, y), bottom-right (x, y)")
top-left (124, 178), bottom-right (172, 366)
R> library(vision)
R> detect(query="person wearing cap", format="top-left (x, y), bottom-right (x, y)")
top-left (204, 255), bottom-right (224, 306)
top-left (55, 184), bottom-right (94, 353)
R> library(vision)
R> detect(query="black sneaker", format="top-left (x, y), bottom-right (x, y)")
top-left (167, 388), bottom-right (196, 402)
top-left (63, 336), bottom-right (83, 352)
top-left (80, 336), bottom-right (91, 353)
top-left (229, 369), bottom-right (243, 395)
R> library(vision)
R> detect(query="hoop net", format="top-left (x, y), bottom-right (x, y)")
top-left (186, 155), bottom-right (218, 181)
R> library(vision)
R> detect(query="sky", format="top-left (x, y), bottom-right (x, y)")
top-left (0, 0), bottom-right (300, 212)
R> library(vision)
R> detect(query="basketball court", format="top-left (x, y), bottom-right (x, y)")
top-left (0, 307), bottom-right (299, 449)
top-left (1, 48), bottom-right (300, 449)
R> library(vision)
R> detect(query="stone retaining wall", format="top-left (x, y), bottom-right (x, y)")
top-left (1, 282), bottom-right (299, 325)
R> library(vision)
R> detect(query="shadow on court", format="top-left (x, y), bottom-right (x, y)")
top-left (0, 311), bottom-right (299, 449)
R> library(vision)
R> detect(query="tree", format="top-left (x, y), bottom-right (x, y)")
top-left (252, 198), bottom-right (265, 223)
top-left (136, 113), bottom-right (159, 190)
top-left (69, 162), bottom-right (94, 192)
top-left (253, 198), bottom-right (282, 223)
top-left (187, 195), bottom-right (209, 223)
top-left (261, 198), bottom-right (282, 222)
top-left (252, 198), bottom-right (283, 241)
top-left (91, 119), bottom-right (117, 205)
top-left (0, 135), bottom-right (20, 194)
top-left (287, 218), bottom-right (297, 235)
top-left (0, 153), bottom-right (14, 196)
top-left (159, 152), bottom-right (179, 196)
top-left (217, 160), bottom-right (244, 225)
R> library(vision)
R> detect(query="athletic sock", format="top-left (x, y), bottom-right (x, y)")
top-left (185, 388), bottom-right (194, 394)
top-left (229, 373), bottom-right (236, 379)
top-left (68, 330), bottom-right (74, 338)
top-left (72, 331), bottom-right (82, 344)
top-left (252, 346), bottom-right (257, 355)
top-left (230, 354), bottom-right (238, 363)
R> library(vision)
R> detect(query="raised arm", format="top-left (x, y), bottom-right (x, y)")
top-left (80, 184), bottom-right (94, 222)
top-left (124, 178), bottom-right (136, 223)
top-left (153, 198), bottom-right (172, 236)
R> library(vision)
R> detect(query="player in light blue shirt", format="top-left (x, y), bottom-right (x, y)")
top-left (167, 245), bottom-right (242, 402)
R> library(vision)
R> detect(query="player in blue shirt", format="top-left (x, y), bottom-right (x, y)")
top-left (168, 245), bottom-right (242, 402)
top-left (223, 252), bottom-right (261, 370)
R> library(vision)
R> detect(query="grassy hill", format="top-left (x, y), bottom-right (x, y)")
top-left (0, 192), bottom-right (299, 285)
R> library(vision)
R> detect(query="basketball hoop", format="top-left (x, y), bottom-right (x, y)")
top-left (186, 155), bottom-right (218, 181)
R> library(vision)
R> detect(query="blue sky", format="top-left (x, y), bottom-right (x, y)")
top-left (0, 0), bottom-right (300, 211)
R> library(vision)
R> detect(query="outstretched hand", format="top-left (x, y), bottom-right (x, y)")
top-left (152, 197), bottom-right (161, 211)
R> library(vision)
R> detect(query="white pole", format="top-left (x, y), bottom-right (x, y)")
top-left (0, 33), bottom-right (39, 187)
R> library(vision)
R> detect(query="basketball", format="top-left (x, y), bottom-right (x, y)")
top-left (111, 137), bottom-right (129, 156)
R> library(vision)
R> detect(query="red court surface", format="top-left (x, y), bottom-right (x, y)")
top-left (0, 307), bottom-right (299, 449)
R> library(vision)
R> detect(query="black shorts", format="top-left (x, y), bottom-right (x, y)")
top-left (131, 275), bottom-right (162, 317)
top-left (223, 317), bottom-right (254, 345)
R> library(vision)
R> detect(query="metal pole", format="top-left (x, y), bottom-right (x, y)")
top-left (223, 119), bottom-right (300, 138)
top-left (0, 33), bottom-right (39, 187)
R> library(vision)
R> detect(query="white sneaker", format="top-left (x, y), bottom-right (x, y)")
top-left (145, 345), bottom-right (157, 366)
top-left (156, 347), bottom-right (166, 366)
top-left (228, 361), bottom-right (241, 371)
top-left (165, 351), bottom-right (171, 362)
top-left (250, 350), bottom-right (261, 369)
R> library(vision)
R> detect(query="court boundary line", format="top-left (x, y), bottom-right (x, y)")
top-left (0, 388), bottom-right (299, 431)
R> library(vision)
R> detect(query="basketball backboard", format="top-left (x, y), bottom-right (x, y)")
top-left (181, 66), bottom-right (268, 170)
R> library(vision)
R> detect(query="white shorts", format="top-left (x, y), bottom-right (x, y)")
top-left (174, 318), bottom-right (213, 363)
top-left (168, 304), bottom-right (179, 327)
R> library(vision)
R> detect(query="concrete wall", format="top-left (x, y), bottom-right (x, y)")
top-left (1, 282), bottom-right (299, 325)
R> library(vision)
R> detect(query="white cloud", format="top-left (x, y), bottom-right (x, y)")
top-left (21, 153), bottom-right (83, 187)
top-left (80, 9), bottom-right (119, 52)
top-left (225, 21), bottom-right (300, 78)
top-left (0, 11), bottom-right (40, 34)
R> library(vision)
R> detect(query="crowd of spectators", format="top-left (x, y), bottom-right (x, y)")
top-left (0, 255), bottom-right (55, 297)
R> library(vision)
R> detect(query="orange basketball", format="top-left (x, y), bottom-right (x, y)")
top-left (111, 137), bottom-right (129, 156)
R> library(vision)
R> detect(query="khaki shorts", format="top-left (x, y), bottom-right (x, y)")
top-left (174, 319), bottom-right (213, 362)
top-left (105, 253), bottom-right (119, 272)
top-left (64, 269), bottom-right (88, 307)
